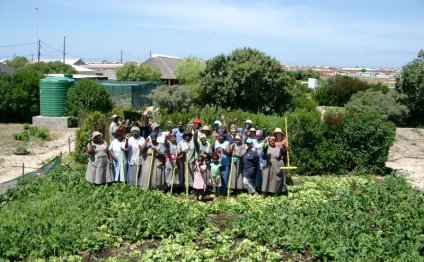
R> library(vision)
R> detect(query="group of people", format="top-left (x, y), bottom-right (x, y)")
top-left (85, 113), bottom-right (288, 200)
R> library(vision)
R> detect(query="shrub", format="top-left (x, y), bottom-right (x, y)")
top-left (74, 111), bottom-right (109, 164)
top-left (14, 125), bottom-right (51, 142)
top-left (116, 62), bottom-right (161, 81)
top-left (345, 90), bottom-right (409, 126)
top-left (64, 79), bottom-right (113, 119)
top-left (148, 85), bottom-right (200, 113)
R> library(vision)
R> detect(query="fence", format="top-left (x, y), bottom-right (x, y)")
top-left (0, 154), bottom-right (62, 195)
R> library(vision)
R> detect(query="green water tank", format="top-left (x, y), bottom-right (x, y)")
top-left (39, 76), bottom-right (75, 117)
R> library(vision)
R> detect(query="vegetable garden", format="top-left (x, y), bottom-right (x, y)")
top-left (0, 164), bottom-right (423, 261)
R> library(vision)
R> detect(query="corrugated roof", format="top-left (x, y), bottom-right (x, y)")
top-left (143, 55), bottom-right (181, 80)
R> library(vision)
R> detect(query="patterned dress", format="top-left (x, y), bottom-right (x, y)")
top-left (108, 138), bottom-right (127, 182)
top-left (85, 140), bottom-right (113, 184)
top-left (261, 146), bottom-right (285, 193)
top-left (230, 145), bottom-right (245, 190)
top-left (165, 141), bottom-right (179, 187)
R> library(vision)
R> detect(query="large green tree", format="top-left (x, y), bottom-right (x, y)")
top-left (200, 47), bottom-right (294, 114)
top-left (396, 49), bottom-right (424, 126)
top-left (116, 62), bottom-right (161, 81)
top-left (175, 56), bottom-right (206, 85)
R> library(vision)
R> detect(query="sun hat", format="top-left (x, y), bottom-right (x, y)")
top-left (151, 123), bottom-right (160, 130)
top-left (199, 133), bottom-right (206, 139)
top-left (235, 135), bottom-right (241, 140)
top-left (192, 118), bottom-right (202, 124)
top-left (273, 128), bottom-right (283, 134)
top-left (245, 120), bottom-right (253, 125)
top-left (201, 125), bottom-right (211, 132)
top-left (249, 127), bottom-right (256, 132)
top-left (111, 114), bottom-right (118, 120)
top-left (131, 126), bottom-right (140, 133)
top-left (213, 120), bottom-right (222, 126)
top-left (91, 131), bottom-right (102, 139)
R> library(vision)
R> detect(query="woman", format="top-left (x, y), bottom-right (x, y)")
top-left (273, 128), bottom-right (288, 149)
top-left (213, 131), bottom-right (231, 195)
top-left (108, 128), bottom-right (127, 182)
top-left (243, 138), bottom-right (259, 196)
top-left (164, 132), bottom-right (180, 189)
top-left (178, 131), bottom-right (196, 188)
top-left (254, 130), bottom-right (265, 190)
top-left (140, 132), bottom-right (166, 190)
top-left (125, 126), bottom-right (145, 186)
top-left (85, 131), bottom-right (113, 185)
top-left (230, 135), bottom-right (245, 191)
top-left (261, 136), bottom-right (286, 194)
top-left (200, 125), bottom-right (212, 144)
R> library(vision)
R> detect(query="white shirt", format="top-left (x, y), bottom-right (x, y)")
top-left (127, 136), bottom-right (145, 165)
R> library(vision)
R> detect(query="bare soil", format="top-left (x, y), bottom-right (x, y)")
top-left (0, 124), bottom-right (76, 184)
top-left (385, 128), bottom-right (424, 191)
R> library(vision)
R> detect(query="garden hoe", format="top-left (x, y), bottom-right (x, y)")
top-left (120, 152), bottom-right (126, 185)
top-left (170, 148), bottom-right (178, 194)
top-left (281, 116), bottom-right (297, 171)
top-left (135, 148), bottom-right (140, 187)
top-left (185, 153), bottom-right (189, 198)
top-left (227, 148), bottom-right (235, 199)
top-left (147, 148), bottom-right (155, 190)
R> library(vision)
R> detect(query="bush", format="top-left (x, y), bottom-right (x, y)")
top-left (64, 79), bottom-right (113, 119)
top-left (315, 75), bottom-right (383, 107)
top-left (74, 111), bottom-right (109, 164)
top-left (116, 62), bottom-right (161, 81)
top-left (148, 84), bottom-right (200, 113)
top-left (0, 69), bottom-right (43, 123)
top-left (14, 125), bottom-right (51, 142)
top-left (289, 109), bottom-right (396, 175)
top-left (345, 90), bottom-right (409, 126)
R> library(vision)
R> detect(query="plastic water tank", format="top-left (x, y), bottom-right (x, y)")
top-left (39, 76), bottom-right (75, 117)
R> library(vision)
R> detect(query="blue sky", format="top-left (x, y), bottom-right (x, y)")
top-left (1, 0), bottom-right (423, 68)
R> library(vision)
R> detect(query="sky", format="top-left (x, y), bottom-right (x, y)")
top-left (1, 0), bottom-right (423, 68)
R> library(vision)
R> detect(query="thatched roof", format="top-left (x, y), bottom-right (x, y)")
top-left (143, 54), bottom-right (181, 80)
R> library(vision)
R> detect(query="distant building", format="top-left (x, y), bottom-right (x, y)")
top-left (83, 62), bottom-right (123, 80)
top-left (143, 54), bottom-right (181, 85)
top-left (0, 61), bottom-right (16, 75)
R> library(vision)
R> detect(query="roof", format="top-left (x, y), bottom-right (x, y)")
top-left (0, 62), bottom-right (16, 74)
top-left (143, 55), bottom-right (181, 80)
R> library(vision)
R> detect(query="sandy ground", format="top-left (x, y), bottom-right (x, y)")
top-left (386, 128), bottom-right (424, 191)
top-left (0, 124), bottom-right (76, 184)
top-left (0, 125), bottom-right (423, 191)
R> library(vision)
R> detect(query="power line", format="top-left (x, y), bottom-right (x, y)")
top-left (0, 42), bottom-right (37, 48)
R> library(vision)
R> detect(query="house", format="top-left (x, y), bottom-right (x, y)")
top-left (0, 61), bottom-right (16, 75)
top-left (83, 62), bottom-right (124, 80)
top-left (143, 54), bottom-right (181, 85)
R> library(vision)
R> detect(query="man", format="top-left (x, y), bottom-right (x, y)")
top-left (243, 138), bottom-right (259, 196)
top-left (109, 114), bottom-right (124, 143)
top-left (172, 121), bottom-right (186, 143)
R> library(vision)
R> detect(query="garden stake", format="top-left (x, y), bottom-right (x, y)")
top-left (135, 148), bottom-right (140, 187)
top-left (185, 152), bottom-right (189, 198)
top-left (227, 149), bottom-right (234, 199)
top-left (281, 116), bottom-right (298, 171)
top-left (147, 148), bottom-right (155, 190)
top-left (120, 152), bottom-right (126, 185)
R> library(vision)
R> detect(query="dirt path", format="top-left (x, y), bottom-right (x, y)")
top-left (0, 124), bottom-right (76, 184)
top-left (386, 128), bottom-right (424, 191)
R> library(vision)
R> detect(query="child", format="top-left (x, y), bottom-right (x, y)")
top-left (192, 155), bottom-right (207, 201)
top-left (209, 152), bottom-right (222, 199)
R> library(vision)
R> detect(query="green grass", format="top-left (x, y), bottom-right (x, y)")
top-left (0, 165), bottom-right (423, 261)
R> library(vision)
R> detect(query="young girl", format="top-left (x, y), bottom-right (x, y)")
top-left (209, 152), bottom-right (222, 199)
top-left (192, 155), bottom-right (207, 201)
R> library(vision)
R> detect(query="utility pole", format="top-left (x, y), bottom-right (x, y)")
top-left (63, 36), bottom-right (66, 64)
top-left (37, 39), bottom-right (41, 62)
top-left (120, 50), bottom-right (123, 63)
top-left (35, 7), bottom-right (39, 62)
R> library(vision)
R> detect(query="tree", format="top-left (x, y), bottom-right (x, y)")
top-left (116, 62), bottom-right (161, 81)
top-left (0, 69), bottom-right (43, 123)
top-left (345, 90), bottom-right (409, 125)
top-left (24, 61), bottom-right (77, 74)
top-left (6, 56), bottom-right (29, 69)
top-left (64, 79), bottom-right (113, 118)
top-left (200, 47), bottom-right (294, 114)
top-left (315, 75), bottom-right (372, 106)
top-left (396, 49), bottom-right (424, 126)
top-left (289, 69), bottom-right (320, 81)
top-left (148, 84), bottom-right (200, 113)
top-left (175, 56), bottom-right (206, 85)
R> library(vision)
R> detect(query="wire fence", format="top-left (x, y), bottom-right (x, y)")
top-left (0, 154), bottom-right (62, 195)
